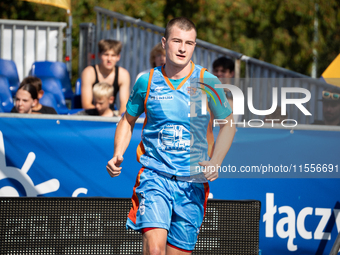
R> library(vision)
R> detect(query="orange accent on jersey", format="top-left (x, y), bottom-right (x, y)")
top-left (136, 69), bottom-right (154, 162)
top-left (199, 68), bottom-right (207, 79)
top-left (136, 141), bottom-right (146, 163)
top-left (161, 66), bottom-right (175, 90)
top-left (144, 69), bottom-right (153, 112)
top-left (161, 61), bottom-right (195, 90)
top-left (128, 167), bottom-right (145, 224)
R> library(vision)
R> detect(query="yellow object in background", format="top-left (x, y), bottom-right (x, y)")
top-left (20, 0), bottom-right (71, 11)
top-left (321, 54), bottom-right (340, 87)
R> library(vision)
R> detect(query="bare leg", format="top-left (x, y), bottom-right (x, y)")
top-left (142, 228), bottom-right (168, 255)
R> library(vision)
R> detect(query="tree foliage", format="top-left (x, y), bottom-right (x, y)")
top-left (1, 0), bottom-right (339, 84)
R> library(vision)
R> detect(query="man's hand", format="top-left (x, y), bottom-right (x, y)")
top-left (106, 155), bottom-right (124, 177)
top-left (198, 161), bottom-right (219, 182)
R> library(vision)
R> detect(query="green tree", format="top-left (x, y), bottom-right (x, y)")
top-left (2, 0), bottom-right (339, 84)
top-left (316, 0), bottom-right (340, 76)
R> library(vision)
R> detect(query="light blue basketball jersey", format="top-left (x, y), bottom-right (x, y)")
top-left (133, 62), bottom-right (232, 177)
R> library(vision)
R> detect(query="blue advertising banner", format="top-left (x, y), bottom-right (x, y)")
top-left (0, 115), bottom-right (339, 254)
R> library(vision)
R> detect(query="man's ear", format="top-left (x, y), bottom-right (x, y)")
top-left (116, 54), bottom-right (121, 61)
top-left (38, 90), bottom-right (44, 99)
top-left (109, 96), bottom-right (114, 104)
top-left (161, 37), bottom-right (166, 49)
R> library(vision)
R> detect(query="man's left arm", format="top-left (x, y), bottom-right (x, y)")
top-left (199, 72), bottom-right (236, 181)
top-left (199, 114), bottom-right (236, 181)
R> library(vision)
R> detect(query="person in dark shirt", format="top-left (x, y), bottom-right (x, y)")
top-left (312, 88), bottom-right (340, 126)
top-left (81, 39), bottom-right (130, 115)
top-left (11, 76), bottom-right (57, 114)
top-left (212, 56), bottom-right (235, 102)
top-left (13, 83), bottom-right (38, 114)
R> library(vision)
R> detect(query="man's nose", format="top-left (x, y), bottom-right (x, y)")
top-left (179, 42), bottom-right (186, 52)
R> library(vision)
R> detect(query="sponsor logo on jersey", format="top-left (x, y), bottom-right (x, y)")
top-left (150, 95), bottom-right (174, 100)
top-left (154, 86), bottom-right (165, 92)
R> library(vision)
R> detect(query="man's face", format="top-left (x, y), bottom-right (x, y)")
top-left (213, 66), bottom-right (234, 79)
top-left (99, 49), bottom-right (120, 70)
top-left (323, 100), bottom-right (340, 123)
top-left (162, 25), bottom-right (196, 68)
top-left (94, 96), bottom-right (113, 115)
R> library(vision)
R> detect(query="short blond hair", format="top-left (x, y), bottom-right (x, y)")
top-left (164, 17), bottom-right (196, 40)
top-left (93, 82), bottom-right (114, 99)
top-left (98, 39), bottom-right (122, 55)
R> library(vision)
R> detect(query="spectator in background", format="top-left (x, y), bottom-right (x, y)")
top-left (212, 56), bottom-right (241, 122)
top-left (212, 57), bottom-right (235, 101)
top-left (76, 82), bottom-right (117, 117)
top-left (135, 42), bottom-right (166, 82)
top-left (81, 39), bottom-right (130, 115)
top-left (13, 83), bottom-right (38, 114)
top-left (11, 76), bottom-right (57, 114)
top-left (313, 89), bottom-right (340, 126)
top-left (212, 56), bottom-right (235, 82)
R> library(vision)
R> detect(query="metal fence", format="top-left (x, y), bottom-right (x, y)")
top-left (78, 22), bottom-right (96, 78)
top-left (0, 19), bottom-right (69, 81)
top-left (80, 7), bottom-right (242, 84)
top-left (78, 7), bottom-right (339, 124)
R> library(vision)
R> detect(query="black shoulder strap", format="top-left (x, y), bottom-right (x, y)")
top-left (113, 66), bottom-right (119, 98)
top-left (92, 65), bottom-right (99, 85)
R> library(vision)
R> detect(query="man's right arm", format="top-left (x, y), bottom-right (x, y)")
top-left (106, 112), bottom-right (139, 177)
top-left (81, 66), bottom-right (96, 109)
top-left (106, 72), bottom-right (149, 177)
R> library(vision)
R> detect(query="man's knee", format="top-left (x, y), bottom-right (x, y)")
top-left (145, 245), bottom-right (163, 255)
top-left (142, 228), bottom-right (167, 255)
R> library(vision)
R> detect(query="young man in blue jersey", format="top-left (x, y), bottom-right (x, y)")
top-left (106, 17), bottom-right (236, 255)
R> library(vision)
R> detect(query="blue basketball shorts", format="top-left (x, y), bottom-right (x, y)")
top-left (126, 167), bottom-right (210, 251)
